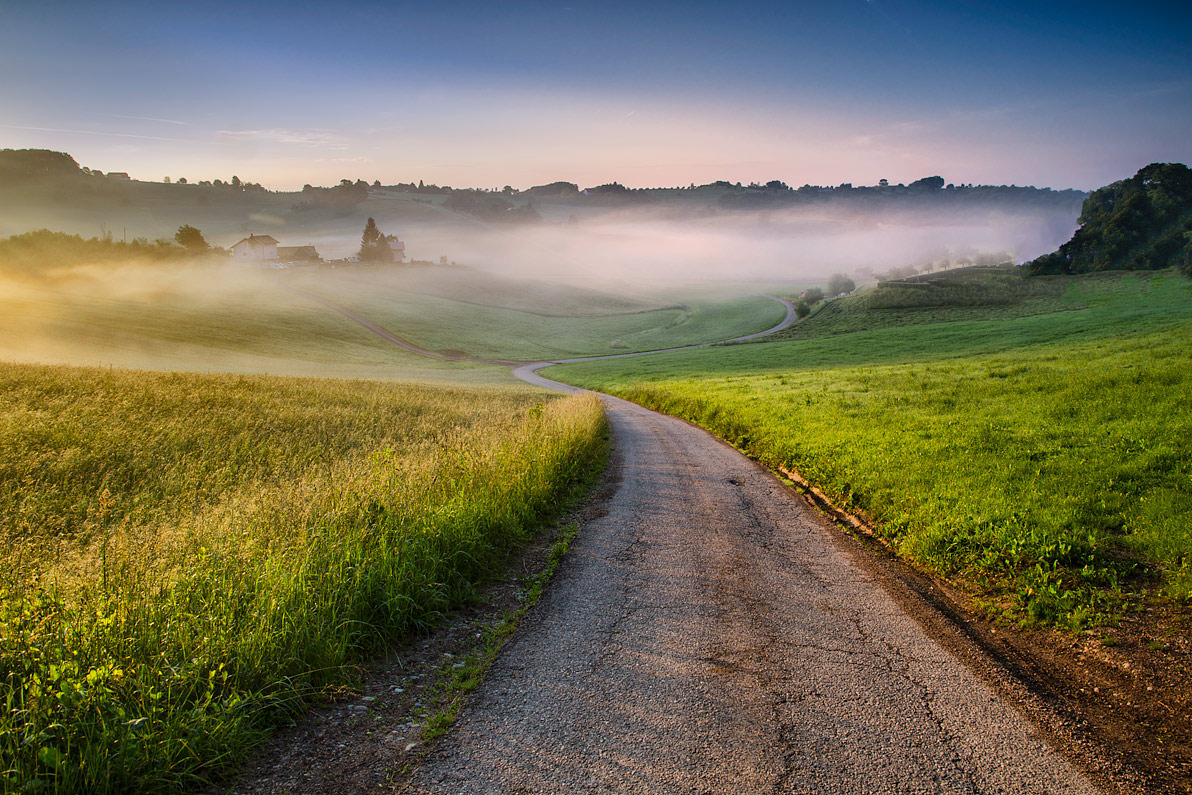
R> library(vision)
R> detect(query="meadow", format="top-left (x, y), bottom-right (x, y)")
top-left (294, 268), bottom-right (787, 360)
top-left (550, 271), bottom-right (1192, 628)
top-left (0, 247), bottom-right (788, 380)
top-left (0, 362), bottom-right (607, 793)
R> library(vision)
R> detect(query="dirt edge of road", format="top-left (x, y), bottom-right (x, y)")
top-left (208, 442), bottom-right (621, 795)
top-left (758, 447), bottom-right (1188, 794)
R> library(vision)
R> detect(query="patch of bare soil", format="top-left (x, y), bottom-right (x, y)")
top-left (1013, 600), bottom-right (1192, 793)
top-left (783, 465), bottom-right (1191, 794)
top-left (206, 453), bottom-right (619, 795)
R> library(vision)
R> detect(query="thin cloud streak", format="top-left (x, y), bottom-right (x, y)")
top-left (0, 125), bottom-right (192, 143)
top-left (216, 129), bottom-right (344, 147)
top-left (100, 113), bottom-right (187, 126)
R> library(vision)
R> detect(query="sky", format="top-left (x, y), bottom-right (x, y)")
top-left (1, 0), bottom-right (1190, 191)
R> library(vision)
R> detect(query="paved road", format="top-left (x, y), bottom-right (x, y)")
top-left (404, 383), bottom-right (1097, 794)
top-left (290, 287), bottom-right (1096, 792)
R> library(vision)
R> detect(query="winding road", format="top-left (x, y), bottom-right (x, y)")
top-left (405, 392), bottom-right (1095, 794)
top-left (296, 289), bottom-right (1099, 793)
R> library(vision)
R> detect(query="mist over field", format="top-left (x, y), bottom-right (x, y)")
top-left (0, 197), bottom-right (1081, 292)
top-left (416, 204), bottom-right (1079, 287)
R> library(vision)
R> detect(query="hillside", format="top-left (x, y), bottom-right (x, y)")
top-left (554, 270), bottom-right (1192, 609)
top-left (1028, 162), bottom-right (1192, 276)
top-left (771, 267), bottom-right (1136, 342)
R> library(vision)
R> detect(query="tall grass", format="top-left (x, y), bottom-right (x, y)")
top-left (0, 363), bottom-right (606, 793)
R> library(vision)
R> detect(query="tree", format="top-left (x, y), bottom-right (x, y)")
top-left (360, 217), bottom-right (381, 248)
top-left (1027, 162), bottom-right (1192, 276)
top-left (908, 175), bottom-right (945, 191)
top-left (174, 224), bottom-right (209, 251)
top-left (231, 175), bottom-right (242, 189)
top-left (794, 300), bottom-right (811, 319)
top-left (827, 273), bottom-right (856, 296)
top-left (802, 287), bottom-right (825, 304)
top-left (358, 217), bottom-right (393, 262)
top-left (0, 148), bottom-right (82, 182)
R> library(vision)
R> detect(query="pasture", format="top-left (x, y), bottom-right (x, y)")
top-left (550, 271), bottom-right (1192, 627)
top-left (0, 254), bottom-right (788, 378)
top-left (294, 268), bottom-right (787, 360)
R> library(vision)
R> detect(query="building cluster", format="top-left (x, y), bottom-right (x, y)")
top-left (229, 233), bottom-right (407, 267)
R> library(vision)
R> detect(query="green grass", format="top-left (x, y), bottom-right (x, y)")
top-left (551, 271), bottom-right (1192, 628)
top-left (0, 255), bottom-right (785, 381)
top-left (776, 268), bottom-right (1138, 341)
top-left (421, 521), bottom-right (581, 743)
top-left (0, 362), bottom-right (607, 793)
top-left (294, 270), bottom-right (787, 360)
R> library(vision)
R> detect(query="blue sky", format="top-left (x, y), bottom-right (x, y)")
top-left (1, 0), bottom-right (1189, 190)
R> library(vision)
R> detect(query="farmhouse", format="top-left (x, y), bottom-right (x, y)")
top-left (231, 234), bottom-right (279, 262)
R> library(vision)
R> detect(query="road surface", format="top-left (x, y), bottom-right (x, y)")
top-left (404, 386), bottom-right (1096, 793)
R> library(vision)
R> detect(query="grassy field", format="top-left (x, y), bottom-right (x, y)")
top-left (0, 362), bottom-right (607, 793)
top-left (0, 256), bottom-right (527, 383)
top-left (0, 270), bottom-right (510, 383)
top-left (291, 268), bottom-right (787, 360)
top-left (550, 271), bottom-right (1192, 628)
top-left (0, 255), bottom-right (788, 380)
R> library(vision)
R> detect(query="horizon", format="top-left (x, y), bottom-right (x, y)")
top-left (3, 1), bottom-right (1190, 192)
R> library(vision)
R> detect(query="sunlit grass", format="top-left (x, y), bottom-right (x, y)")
top-left (0, 362), bottom-right (607, 793)
top-left (0, 266), bottom-right (508, 383)
top-left (552, 271), bottom-right (1192, 628)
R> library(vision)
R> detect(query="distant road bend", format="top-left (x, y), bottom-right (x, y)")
top-left (300, 290), bottom-right (1098, 793)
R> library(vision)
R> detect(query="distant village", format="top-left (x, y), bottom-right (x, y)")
top-left (228, 231), bottom-right (406, 269)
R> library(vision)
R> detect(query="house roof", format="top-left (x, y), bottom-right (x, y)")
top-left (277, 245), bottom-right (320, 260)
top-left (231, 234), bottom-right (280, 248)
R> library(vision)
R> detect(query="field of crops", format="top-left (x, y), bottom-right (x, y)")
top-left (0, 362), bottom-right (607, 792)
top-left (551, 271), bottom-right (1192, 628)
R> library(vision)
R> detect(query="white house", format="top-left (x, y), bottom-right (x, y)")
top-left (231, 234), bottom-right (279, 262)
top-left (387, 238), bottom-right (406, 262)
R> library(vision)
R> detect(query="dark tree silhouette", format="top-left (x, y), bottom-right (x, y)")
top-left (358, 217), bottom-right (394, 262)
top-left (174, 224), bottom-right (209, 251)
top-left (1027, 163), bottom-right (1192, 276)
